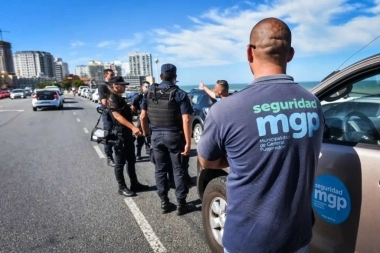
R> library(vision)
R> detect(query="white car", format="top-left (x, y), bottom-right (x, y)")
top-left (10, 89), bottom-right (27, 99)
top-left (92, 89), bottom-right (99, 103)
top-left (45, 86), bottom-right (65, 103)
top-left (78, 86), bottom-right (88, 96)
top-left (32, 89), bottom-right (63, 111)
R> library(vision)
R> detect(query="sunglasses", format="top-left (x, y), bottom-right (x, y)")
top-left (145, 85), bottom-right (151, 88)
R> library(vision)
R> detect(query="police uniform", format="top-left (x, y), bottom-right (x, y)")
top-left (98, 81), bottom-right (115, 167)
top-left (107, 76), bottom-right (149, 197)
top-left (131, 92), bottom-right (149, 159)
top-left (140, 64), bottom-right (194, 215)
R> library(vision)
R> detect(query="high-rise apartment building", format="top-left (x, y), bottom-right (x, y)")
top-left (75, 65), bottom-right (89, 78)
top-left (0, 41), bottom-right (15, 74)
top-left (88, 60), bottom-right (104, 84)
top-left (13, 51), bottom-right (55, 78)
top-left (104, 62), bottom-right (122, 76)
top-left (128, 52), bottom-right (152, 76)
top-left (54, 58), bottom-right (69, 82)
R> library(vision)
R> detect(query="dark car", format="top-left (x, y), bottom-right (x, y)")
top-left (197, 53), bottom-right (380, 253)
top-left (188, 89), bottom-right (216, 144)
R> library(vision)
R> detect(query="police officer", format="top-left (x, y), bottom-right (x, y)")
top-left (98, 69), bottom-right (115, 167)
top-left (107, 76), bottom-right (149, 197)
top-left (131, 81), bottom-right (151, 160)
top-left (140, 63), bottom-right (194, 215)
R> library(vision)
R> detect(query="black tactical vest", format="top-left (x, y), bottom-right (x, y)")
top-left (147, 84), bottom-right (182, 129)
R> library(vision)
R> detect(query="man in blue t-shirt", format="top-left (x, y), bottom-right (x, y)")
top-left (197, 18), bottom-right (324, 253)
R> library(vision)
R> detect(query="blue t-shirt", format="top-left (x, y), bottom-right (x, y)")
top-left (140, 81), bottom-right (193, 131)
top-left (197, 75), bottom-right (324, 253)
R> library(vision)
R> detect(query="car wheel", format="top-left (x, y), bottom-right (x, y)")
top-left (33, 107), bottom-right (37, 111)
top-left (193, 123), bottom-right (203, 144)
top-left (202, 176), bottom-right (227, 253)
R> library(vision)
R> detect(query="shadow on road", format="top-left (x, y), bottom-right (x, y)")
top-left (63, 100), bottom-right (78, 104)
top-left (37, 107), bottom-right (84, 111)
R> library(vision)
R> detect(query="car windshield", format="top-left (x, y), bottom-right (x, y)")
top-left (12, 89), bottom-right (23, 92)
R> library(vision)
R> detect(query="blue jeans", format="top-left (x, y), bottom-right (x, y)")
top-left (224, 245), bottom-right (308, 253)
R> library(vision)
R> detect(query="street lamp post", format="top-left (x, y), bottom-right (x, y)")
top-left (154, 58), bottom-right (159, 83)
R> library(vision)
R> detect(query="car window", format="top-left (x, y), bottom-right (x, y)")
top-left (189, 93), bottom-right (204, 105)
top-left (321, 74), bottom-right (380, 145)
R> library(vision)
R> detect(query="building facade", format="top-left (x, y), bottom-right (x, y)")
top-left (88, 60), bottom-right (104, 84)
top-left (0, 40), bottom-right (15, 74)
top-left (13, 51), bottom-right (55, 78)
top-left (75, 65), bottom-right (89, 78)
top-left (128, 52), bottom-right (153, 76)
top-left (54, 58), bottom-right (69, 82)
top-left (123, 75), bottom-right (146, 87)
top-left (104, 62), bottom-right (122, 76)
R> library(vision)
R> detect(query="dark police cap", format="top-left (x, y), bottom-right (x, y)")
top-left (109, 76), bottom-right (129, 85)
top-left (161, 63), bottom-right (177, 76)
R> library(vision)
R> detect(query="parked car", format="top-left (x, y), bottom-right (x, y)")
top-left (187, 89), bottom-right (216, 144)
top-left (0, 90), bottom-right (10, 99)
top-left (32, 89), bottom-right (63, 111)
top-left (124, 91), bottom-right (139, 105)
top-left (197, 53), bottom-right (380, 253)
top-left (10, 89), bottom-right (27, 99)
top-left (92, 89), bottom-right (99, 103)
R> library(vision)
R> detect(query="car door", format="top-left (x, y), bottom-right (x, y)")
top-left (310, 54), bottom-right (380, 253)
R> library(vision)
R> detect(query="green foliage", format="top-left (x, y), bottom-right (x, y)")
top-left (61, 79), bottom-right (72, 90)
top-left (72, 79), bottom-right (85, 88)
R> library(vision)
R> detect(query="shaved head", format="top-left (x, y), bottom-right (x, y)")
top-left (250, 18), bottom-right (292, 63)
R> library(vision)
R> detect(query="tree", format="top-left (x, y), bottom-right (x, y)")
top-left (61, 79), bottom-right (72, 90)
top-left (72, 79), bottom-right (85, 88)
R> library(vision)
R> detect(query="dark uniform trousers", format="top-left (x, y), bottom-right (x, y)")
top-left (102, 111), bottom-right (114, 156)
top-left (114, 133), bottom-right (138, 187)
top-left (151, 131), bottom-right (189, 201)
top-left (135, 115), bottom-right (148, 155)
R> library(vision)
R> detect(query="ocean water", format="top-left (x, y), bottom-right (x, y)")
top-left (180, 81), bottom-right (320, 92)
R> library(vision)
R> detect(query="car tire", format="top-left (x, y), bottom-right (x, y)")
top-left (193, 123), bottom-right (203, 144)
top-left (33, 107), bottom-right (37, 111)
top-left (202, 176), bottom-right (227, 253)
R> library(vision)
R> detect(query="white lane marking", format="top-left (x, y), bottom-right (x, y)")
top-left (76, 118), bottom-right (81, 122)
top-left (93, 146), bottom-right (105, 159)
top-left (73, 112), bottom-right (76, 115)
top-left (0, 110), bottom-right (24, 112)
top-left (83, 127), bottom-right (89, 134)
top-left (123, 198), bottom-right (167, 253)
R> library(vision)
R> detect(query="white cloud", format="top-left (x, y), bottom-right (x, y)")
top-left (97, 40), bottom-right (116, 48)
top-left (117, 33), bottom-right (143, 50)
top-left (152, 0), bottom-right (380, 67)
top-left (70, 41), bottom-right (85, 48)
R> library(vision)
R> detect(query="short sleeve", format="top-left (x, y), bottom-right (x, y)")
top-left (197, 111), bottom-right (225, 161)
top-left (140, 92), bottom-right (148, 110)
top-left (98, 84), bottom-right (109, 100)
top-left (176, 90), bottom-right (194, 115)
top-left (132, 94), bottom-right (140, 107)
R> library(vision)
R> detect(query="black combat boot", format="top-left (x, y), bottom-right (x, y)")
top-left (107, 155), bottom-right (115, 167)
top-left (161, 196), bottom-right (172, 214)
top-left (118, 185), bottom-right (136, 197)
top-left (177, 199), bottom-right (195, 216)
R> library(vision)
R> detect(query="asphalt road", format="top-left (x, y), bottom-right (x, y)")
top-left (0, 94), bottom-right (211, 253)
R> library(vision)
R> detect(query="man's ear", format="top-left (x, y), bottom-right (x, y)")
top-left (247, 45), bottom-right (253, 63)
top-left (287, 47), bottom-right (295, 62)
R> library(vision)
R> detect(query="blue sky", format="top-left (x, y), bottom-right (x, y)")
top-left (1, 0), bottom-right (380, 85)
